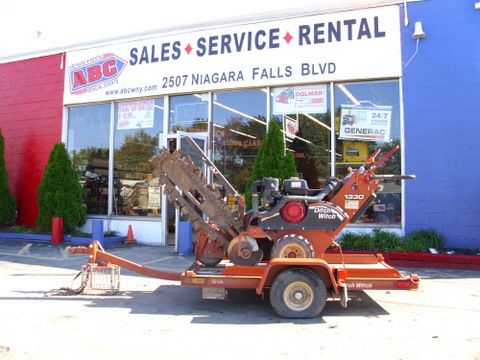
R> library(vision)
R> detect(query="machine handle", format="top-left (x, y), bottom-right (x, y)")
top-left (374, 174), bottom-right (416, 180)
top-left (369, 145), bottom-right (400, 173)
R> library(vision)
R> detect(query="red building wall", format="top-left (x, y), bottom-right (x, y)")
top-left (0, 54), bottom-right (64, 227)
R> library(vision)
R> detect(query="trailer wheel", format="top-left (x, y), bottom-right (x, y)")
top-left (271, 234), bottom-right (314, 259)
top-left (198, 254), bottom-right (223, 267)
top-left (270, 268), bottom-right (327, 318)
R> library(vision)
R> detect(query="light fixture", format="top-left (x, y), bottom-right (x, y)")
top-left (412, 21), bottom-right (426, 39)
top-left (475, 2), bottom-right (480, 10)
top-left (405, 21), bottom-right (426, 68)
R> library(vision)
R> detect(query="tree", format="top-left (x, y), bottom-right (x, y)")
top-left (288, 113), bottom-right (331, 188)
top-left (283, 151), bottom-right (298, 179)
top-left (0, 130), bottom-right (16, 226)
top-left (251, 119), bottom-right (286, 181)
top-left (246, 119), bottom-right (298, 208)
top-left (37, 143), bottom-right (86, 233)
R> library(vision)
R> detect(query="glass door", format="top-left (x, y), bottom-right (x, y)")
top-left (164, 131), bottom-right (208, 252)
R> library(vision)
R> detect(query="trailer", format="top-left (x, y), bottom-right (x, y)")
top-left (67, 137), bottom-right (419, 318)
top-left (69, 241), bottom-right (418, 318)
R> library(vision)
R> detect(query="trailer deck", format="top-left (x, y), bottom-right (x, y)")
top-left (181, 253), bottom-right (419, 293)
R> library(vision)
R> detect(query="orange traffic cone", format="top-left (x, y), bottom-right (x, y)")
top-left (125, 224), bottom-right (137, 245)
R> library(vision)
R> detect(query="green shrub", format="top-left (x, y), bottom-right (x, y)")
top-left (37, 143), bottom-right (86, 233)
top-left (68, 229), bottom-right (91, 237)
top-left (104, 230), bottom-right (119, 237)
top-left (402, 229), bottom-right (445, 252)
top-left (338, 231), bottom-right (373, 250)
top-left (283, 151), bottom-right (298, 179)
top-left (339, 228), bottom-right (446, 253)
top-left (12, 225), bottom-right (34, 234)
top-left (371, 228), bottom-right (403, 251)
top-left (339, 229), bottom-right (402, 251)
top-left (0, 130), bottom-right (16, 226)
top-left (246, 119), bottom-right (298, 208)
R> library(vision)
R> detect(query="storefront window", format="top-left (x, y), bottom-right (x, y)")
top-left (334, 80), bottom-right (401, 225)
top-left (212, 89), bottom-right (267, 194)
top-left (271, 85), bottom-right (332, 188)
top-left (66, 79), bottom-right (402, 227)
top-left (67, 104), bottom-right (111, 215)
top-left (113, 98), bottom-right (163, 216)
top-left (169, 94), bottom-right (208, 133)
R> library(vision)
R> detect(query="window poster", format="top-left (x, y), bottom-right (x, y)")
top-left (117, 99), bottom-right (155, 130)
top-left (148, 186), bottom-right (161, 209)
top-left (273, 85), bottom-right (327, 115)
top-left (339, 104), bottom-right (392, 142)
top-left (284, 116), bottom-right (298, 139)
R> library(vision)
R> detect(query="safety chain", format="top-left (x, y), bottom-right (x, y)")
top-left (47, 263), bottom-right (94, 296)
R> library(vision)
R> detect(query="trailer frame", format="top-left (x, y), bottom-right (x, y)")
top-left (69, 241), bottom-right (419, 318)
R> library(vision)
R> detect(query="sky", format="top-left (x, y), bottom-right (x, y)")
top-left (0, 0), bottom-right (378, 61)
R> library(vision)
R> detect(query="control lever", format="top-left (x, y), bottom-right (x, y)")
top-left (374, 174), bottom-right (416, 180)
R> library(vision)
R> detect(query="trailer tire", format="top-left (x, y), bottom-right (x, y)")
top-left (271, 234), bottom-right (314, 259)
top-left (198, 254), bottom-right (223, 267)
top-left (270, 268), bottom-right (327, 318)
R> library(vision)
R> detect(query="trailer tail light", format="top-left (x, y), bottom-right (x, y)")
top-left (396, 274), bottom-right (420, 290)
top-left (280, 201), bottom-right (306, 223)
top-left (337, 268), bottom-right (347, 282)
top-left (395, 280), bottom-right (412, 289)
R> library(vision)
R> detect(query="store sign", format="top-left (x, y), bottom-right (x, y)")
top-left (273, 85), bottom-right (327, 115)
top-left (64, 6), bottom-right (400, 104)
top-left (117, 99), bottom-right (155, 130)
top-left (339, 104), bottom-right (392, 142)
top-left (69, 54), bottom-right (127, 95)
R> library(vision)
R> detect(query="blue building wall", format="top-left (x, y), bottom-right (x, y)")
top-left (401, 0), bottom-right (480, 248)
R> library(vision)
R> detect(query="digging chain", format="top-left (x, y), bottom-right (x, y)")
top-left (152, 149), bottom-right (244, 246)
top-left (159, 172), bottom-right (229, 246)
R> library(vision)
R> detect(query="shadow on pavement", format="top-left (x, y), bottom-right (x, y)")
top-left (1, 239), bottom-right (478, 325)
top-left (7, 285), bottom-right (389, 325)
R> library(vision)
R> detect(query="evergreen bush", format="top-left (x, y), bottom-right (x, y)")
top-left (338, 231), bottom-right (373, 250)
top-left (283, 151), bottom-right (298, 179)
top-left (0, 130), bottom-right (16, 226)
top-left (251, 119), bottom-right (286, 181)
top-left (246, 119), bottom-right (298, 208)
top-left (37, 143), bottom-right (86, 233)
top-left (371, 228), bottom-right (403, 251)
top-left (402, 229), bottom-right (445, 252)
top-left (338, 228), bottom-right (446, 253)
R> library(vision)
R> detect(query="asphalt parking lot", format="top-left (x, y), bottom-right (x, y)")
top-left (0, 239), bottom-right (479, 360)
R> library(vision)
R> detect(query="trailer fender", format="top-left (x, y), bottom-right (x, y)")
top-left (256, 258), bottom-right (340, 296)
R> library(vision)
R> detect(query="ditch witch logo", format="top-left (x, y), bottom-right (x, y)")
top-left (69, 53), bottom-right (126, 94)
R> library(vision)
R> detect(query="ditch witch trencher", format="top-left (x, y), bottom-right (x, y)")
top-left (69, 137), bottom-right (418, 318)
